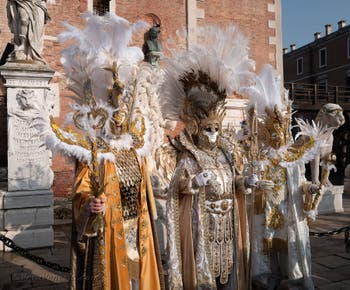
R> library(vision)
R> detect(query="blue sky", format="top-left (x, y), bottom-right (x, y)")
top-left (282, 0), bottom-right (350, 49)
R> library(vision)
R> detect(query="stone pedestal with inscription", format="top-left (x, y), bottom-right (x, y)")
top-left (0, 62), bottom-right (55, 250)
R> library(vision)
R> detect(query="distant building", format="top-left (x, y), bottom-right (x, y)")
top-left (284, 20), bottom-right (350, 88)
top-left (283, 21), bottom-right (350, 184)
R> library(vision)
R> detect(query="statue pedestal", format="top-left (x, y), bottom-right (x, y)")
top-left (316, 185), bottom-right (344, 214)
top-left (0, 62), bottom-right (55, 251)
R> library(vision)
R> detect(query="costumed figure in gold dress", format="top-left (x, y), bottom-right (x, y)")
top-left (239, 64), bottom-right (332, 290)
top-left (36, 13), bottom-right (165, 290)
top-left (161, 25), bottom-right (260, 290)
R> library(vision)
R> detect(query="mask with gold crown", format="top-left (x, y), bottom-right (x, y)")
top-left (257, 103), bottom-right (292, 150)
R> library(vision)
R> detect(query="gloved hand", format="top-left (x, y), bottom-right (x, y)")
top-left (245, 174), bottom-right (274, 190)
top-left (193, 170), bottom-right (212, 187)
top-left (88, 196), bottom-right (106, 214)
top-left (308, 183), bottom-right (321, 195)
top-left (246, 174), bottom-right (259, 187)
top-left (304, 209), bottom-right (316, 221)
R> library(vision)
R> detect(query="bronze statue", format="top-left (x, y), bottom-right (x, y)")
top-left (143, 24), bottom-right (162, 66)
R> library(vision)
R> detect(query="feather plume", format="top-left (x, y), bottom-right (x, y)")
top-left (36, 13), bottom-right (164, 164)
top-left (160, 25), bottom-right (255, 122)
top-left (59, 12), bottom-right (147, 103)
top-left (239, 64), bottom-right (289, 115)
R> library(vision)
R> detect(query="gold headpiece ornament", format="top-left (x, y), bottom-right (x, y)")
top-left (106, 62), bottom-right (146, 148)
top-left (177, 70), bottom-right (227, 137)
top-left (257, 104), bottom-right (292, 148)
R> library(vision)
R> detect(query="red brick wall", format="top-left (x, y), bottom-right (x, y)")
top-left (198, 0), bottom-right (276, 71)
top-left (0, 0), bottom-right (278, 196)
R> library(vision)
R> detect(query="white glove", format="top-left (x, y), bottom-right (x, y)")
top-left (304, 209), bottom-right (316, 221)
top-left (245, 174), bottom-right (274, 191)
top-left (246, 174), bottom-right (259, 187)
top-left (308, 184), bottom-right (321, 195)
top-left (257, 180), bottom-right (275, 190)
top-left (194, 170), bottom-right (212, 187)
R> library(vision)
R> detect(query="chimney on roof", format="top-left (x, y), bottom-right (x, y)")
top-left (325, 24), bottom-right (332, 35)
top-left (290, 44), bottom-right (296, 51)
top-left (314, 32), bottom-right (321, 40)
top-left (338, 20), bottom-right (346, 29)
top-left (283, 48), bottom-right (289, 54)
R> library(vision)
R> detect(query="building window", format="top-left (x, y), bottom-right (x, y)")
top-left (319, 47), bottom-right (327, 68)
top-left (347, 37), bottom-right (350, 59)
top-left (346, 71), bottom-right (350, 87)
top-left (296, 57), bottom-right (303, 75)
top-left (318, 78), bottom-right (328, 91)
top-left (93, 0), bottom-right (110, 15)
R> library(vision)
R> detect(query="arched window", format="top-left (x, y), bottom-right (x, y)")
top-left (93, 0), bottom-right (110, 15)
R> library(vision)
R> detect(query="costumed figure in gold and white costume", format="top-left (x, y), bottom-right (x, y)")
top-left (239, 64), bottom-right (331, 290)
top-left (162, 25), bottom-right (261, 290)
top-left (36, 13), bottom-right (165, 290)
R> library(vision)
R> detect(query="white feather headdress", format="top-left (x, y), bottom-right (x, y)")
top-left (239, 64), bottom-right (332, 165)
top-left (37, 13), bottom-right (164, 164)
top-left (160, 25), bottom-right (255, 124)
top-left (239, 64), bottom-right (289, 115)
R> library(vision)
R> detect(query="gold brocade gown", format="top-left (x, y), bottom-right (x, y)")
top-left (70, 149), bottom-right (164, 290)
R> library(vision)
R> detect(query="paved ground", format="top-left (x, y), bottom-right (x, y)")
top-left (0, 196), bottom-right (349, 290)
top-left (310, 195), bottom-right (350, 290)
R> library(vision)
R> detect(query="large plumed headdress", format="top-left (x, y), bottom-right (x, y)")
top-left (160, 25), bottom-right (255, 135)
top-left (37, 13), bottom-right (165, 164)
top-left (239, 64), bottom-right (292, 148)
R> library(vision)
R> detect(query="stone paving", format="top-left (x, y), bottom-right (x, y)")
top-left (0, 197), bottom-right (349, 290)
top-left (310, 195), bottom-right (350, 290)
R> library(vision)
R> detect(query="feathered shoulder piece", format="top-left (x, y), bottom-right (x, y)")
top-left (37, 13), bottom-right (164, 165)
top-left (160, 25), bottom-right (255, 128)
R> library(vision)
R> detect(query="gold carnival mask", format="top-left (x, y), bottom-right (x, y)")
top-left (179, 69), bottom-right (226, 146)
top-left (69, 62), bottom-right (146, 148)
top-left (258, 104), bottom-right (291, 149)
top-left (197, 110), bottom-right (222, 148)
top-left (104, 62), bottom-right (145, 146)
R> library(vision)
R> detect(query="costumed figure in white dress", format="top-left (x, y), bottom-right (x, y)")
top-left (162, 25), bottom-right (264, 290)
top-left (240, 64), bottom-right (331, 290)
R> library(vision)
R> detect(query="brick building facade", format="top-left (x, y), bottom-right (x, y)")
top-left (0, 0), bottom-right (282, 197)
top-left (284, 20), bottom-right (350, 87)
top-left (283, 21), bottom-right (350, 184)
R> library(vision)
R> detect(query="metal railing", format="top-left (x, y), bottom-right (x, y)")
top-left (285, 82), bottom-right (350, 110)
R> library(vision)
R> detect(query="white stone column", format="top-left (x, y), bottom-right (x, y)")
top-left (186, 0), bottom-right (205, 47)
top-left (223, 98), bottom-right (249, 130)
top-left (0, 62), bottom-right (55, 250)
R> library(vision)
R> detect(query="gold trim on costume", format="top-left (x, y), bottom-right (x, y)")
top-left (266, 205), bottom-right (285, 230)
